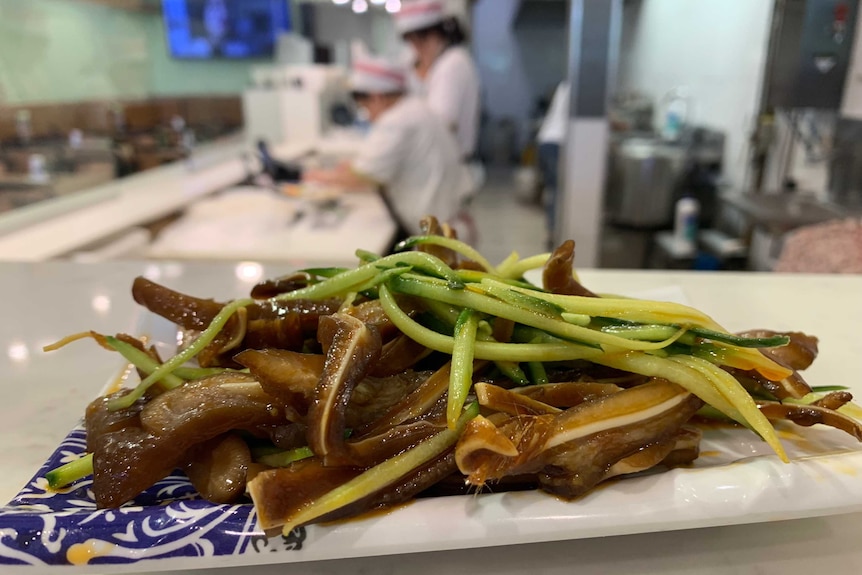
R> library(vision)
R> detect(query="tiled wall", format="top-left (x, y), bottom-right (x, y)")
top-left (0, 0), bottom-right (265, 106)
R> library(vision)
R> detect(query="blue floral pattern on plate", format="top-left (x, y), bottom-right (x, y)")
top-left (0, 425), bottom-right (306, 567)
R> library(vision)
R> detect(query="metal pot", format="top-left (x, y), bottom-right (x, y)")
top-left (605, 137), bottom-right (685, 228)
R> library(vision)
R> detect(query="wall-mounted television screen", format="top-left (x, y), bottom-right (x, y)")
top-left (163, 0), bottom-right (292, 59)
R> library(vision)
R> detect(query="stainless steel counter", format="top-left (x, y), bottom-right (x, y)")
top-left (720, 192), bottom-right (848, 234)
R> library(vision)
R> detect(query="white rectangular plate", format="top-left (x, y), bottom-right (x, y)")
top-left (2, 287), bottom-right (862, 573)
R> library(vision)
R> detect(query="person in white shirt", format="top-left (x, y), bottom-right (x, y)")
top-left (302, 47), bottom-right (469, 239)
top-left (536, 82), bottom-right (570, 245)
top-left (394, 0), bottom-right (481, 160)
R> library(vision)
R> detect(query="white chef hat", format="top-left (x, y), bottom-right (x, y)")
top-left (394, 0), bottom-right (447, 35)
top-left (350, 42), bottom-right (407, 94)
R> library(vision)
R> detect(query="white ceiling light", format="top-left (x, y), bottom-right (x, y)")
top-left (352, 0), bottom-right (368, 13)
top-left (333, 0), bottom-right (350, 5)
top-left (385, 0), bottom-right (401, 13)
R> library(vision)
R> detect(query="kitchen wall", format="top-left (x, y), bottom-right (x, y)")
top-left (617, 0), bottom-right (775, 190)
top-left (472, 0), bottom-right (569, 157)
top-left (0, 0), bottom-right (269, 106)
top-left (0, 0), bottom-right (151, 104)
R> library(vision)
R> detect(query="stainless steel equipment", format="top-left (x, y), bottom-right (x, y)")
top-left (720, 191), bottom-right (844, 234)
top-left (764, 0), bottom-right (858, 110)
top-left (605, 128), bottom-right (725, 228)
top-left (605, 137), bottom-right (683, 228)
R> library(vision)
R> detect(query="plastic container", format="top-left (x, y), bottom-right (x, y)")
top-left (674, 196), bottom-right (700, 247)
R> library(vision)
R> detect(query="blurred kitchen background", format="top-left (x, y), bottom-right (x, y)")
top-left (1, 0), bottom-right (861, 271)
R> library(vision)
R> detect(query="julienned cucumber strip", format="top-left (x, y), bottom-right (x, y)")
top-left (107, 297), bottom-right (256, 411)
top-left (448, 309), bottom-right (480, 428)
top-left (46, 453), bottom-right (94, 489)
top-left (256, 446), bottom-right (315, 467)
top-left (595, 318), bottom-right (790, 348)
top-left (298, 267), bottom-right (350, 278)
top-left (367, 250), bottom-right (465, 289)
top-left (687, 327), bottom-right (789, 348)
top-left (104, 336), bottom-right (184, 390)
top-left (389, 275), bottom-right (688, 352)
top-left (394, 235), bottom-right (495, 272)
top-left (378, 285), bottom-right (602, 362)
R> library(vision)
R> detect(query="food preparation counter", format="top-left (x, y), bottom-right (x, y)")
top-left (0, 135), bottom-right (389, 264)
top-left (719, 191), bottom-right (848, 234)
top-left (145, 187), bottom-right (396, 267)
top-left (2, 261), bottom-right (861, 574)
top-left (0, 164), bottom-right (115, 213)
top-left (0, 138), bottom-right (262, 261)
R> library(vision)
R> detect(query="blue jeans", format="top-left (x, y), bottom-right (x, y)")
top-left (537, 142), bottom-right (560, 237)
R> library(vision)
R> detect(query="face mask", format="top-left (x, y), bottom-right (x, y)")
top-left (354, 106), bottom-right (371, 134)
top-left (400, 43), bottom-right (418, 66)
top-left (355, 106), bottom-right (370, 124)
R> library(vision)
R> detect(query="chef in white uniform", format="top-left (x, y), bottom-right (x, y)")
top-left (394, 0), bottom-right (481, 161)
top-left (302, 46), bottom-right (469, 238)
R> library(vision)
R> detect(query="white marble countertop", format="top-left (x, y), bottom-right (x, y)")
top-left (0, 139), bottom-right (322, 262)
top-left (145, 187), bottom-right (396, 267)
top-left (0, 134), bottom-right (384, 265)
top-left (1, 263), bottom-right (861, 574)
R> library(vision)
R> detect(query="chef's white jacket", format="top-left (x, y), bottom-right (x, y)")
top-left (352, 96), bottom-right (470, 234)
top-left (419, 46), bottom-right (481, 158)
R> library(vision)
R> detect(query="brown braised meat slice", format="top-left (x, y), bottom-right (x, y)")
top-left (308, 314), bottom-right (444, 468)
top-left (539, 384), bottom-right (702, 499)
top-left (542, 240), bottom-right (598, 297)
top-left (474, 382), bottom-right (562, 416)
top-left (250, 272), bottom-right (314, 299)
top-left (131, 276), bottom-right (224, 332)
top-left (345, 296), bottom-right (426, 345)
top-left (455, 379), bottom-right (703, 499)
top-left (133, 276), bottom-right (341, 333)
top-left (235, 349), bottom-right (325, 421)
top-left (813, 391), bottom-right (854, 410)
top-left (346, 299), bottom-right (404, 342)
top-left (731, 330), bottom-right (819, 400)
top-left (603, 425), bottom-right (702, 480)
top-left (249, 458), bottom-right (364, 530)
top-left (86, 373), bottom-right (289, 508)
top-left (757, 396), bottom-right (862, 440)
top-left (370, 334), bottom-right (434, 377)
top-left (132, 276), bottom-right (341, 365)
top-left (235, 348), bottom-right (430, 428)
top-left (511, 382), bottom-right (624, 409)
top-left (737, 330), bottom-right (819, 371)
top-left (357, 362), bottom-right (452, 436)
top-left (416, 215), bottom-right (459, 268)
top-left (184, 432), bottom-right (252, 504)
top-left (346, 370), bottom-right (432, 429)
top-left (86, 393), bottom-right (176, 508)
top-left (139, 374), bottom-right (286, 440)
top-left (249, 450), bottom-right (457, 531)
